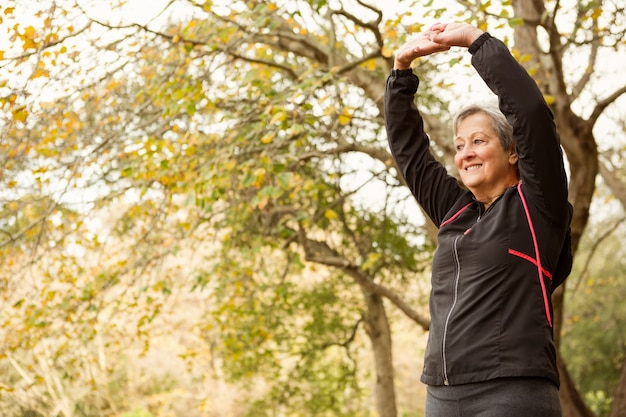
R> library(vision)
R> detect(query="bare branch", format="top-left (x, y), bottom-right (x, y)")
top-left (333, 2), bottom-right (383, 48)
top-left (599, 156), bottom-right (626, 208)
top-left (570, 29), bottom-right (600, 101)
top-left (571, 216), bottom-right (626, 293)
top-left (588, 84), bottom-right (626, 126)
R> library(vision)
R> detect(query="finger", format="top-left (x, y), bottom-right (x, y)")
top-left (430, 32), bottom-right (450, 45)
top-left (428, 22), bottom-right (446, 32)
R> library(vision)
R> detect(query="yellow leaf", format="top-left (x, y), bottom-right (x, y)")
top-left (386, 28), bottom-right (398, 38)
top-left (543, 94), bottom-right (555, 105)
top-left (338, 107), bottom-right (353, 126)
top-left (338, 114), bottom-right (351, 125)
top-left (381, 46), bottom-right (394, 58)
top-left (254, 167), bottom-right (266, 188)
top-left (261, 133), bottom-right (273, 144)
top-left (591, 7), bottom-right (602, 20)
top-left (361, 59), bottom-right (376, 70)
top-left (24, 25), bottom-right (36, 38)
top-left (12, 106), bottom-right (28, 123)
top-left (519, 54), bottom-right (533, 63)
top-left (270, 111), bottom-right (287, 124)
top-left (32, 62), bottom-right (48, 79)
top-left (324, 209), bottom-right (338, 220)
top-left (362, 252), bottom-right (382, 270)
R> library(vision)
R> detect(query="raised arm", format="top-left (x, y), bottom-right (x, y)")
top-left (431, 23), bottom-right (570, 219)
top-left (384, 32), bottom-right (463, 226)
top-left (474, 35), bottom-right (569, 218)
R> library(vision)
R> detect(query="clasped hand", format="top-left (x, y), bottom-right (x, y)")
top-left (394, 22), bottom-right (484, 70)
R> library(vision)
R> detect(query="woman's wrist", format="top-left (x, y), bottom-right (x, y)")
top-left (394, 61), bottom-right (411, 70)
top-left (468, 32), bottom-right (492, 54)
top-left (466, 28), bottom-right (484, 47)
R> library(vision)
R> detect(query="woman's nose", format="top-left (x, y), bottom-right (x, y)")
top-left (460, 145), bottom-right (475, 159)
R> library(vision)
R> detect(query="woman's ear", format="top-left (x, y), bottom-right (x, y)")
top-left (508, 149), bottom-right (518, 165)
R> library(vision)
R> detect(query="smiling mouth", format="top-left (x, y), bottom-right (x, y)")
top-left (465, 164), bottom-right (482, 172)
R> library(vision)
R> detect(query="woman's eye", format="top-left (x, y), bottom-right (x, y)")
top-left (455, 144), bottom-right (464, 151)
top-left (473, 138), bottom-right (484, 145)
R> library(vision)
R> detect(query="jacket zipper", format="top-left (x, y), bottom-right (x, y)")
top-left (441, 203), bottom-right (483, 385)
top-left (442, 235), bottom-right (462, 386)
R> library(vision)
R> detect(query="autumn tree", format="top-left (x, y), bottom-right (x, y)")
top-left (1, 0), bottom-right (625, 416)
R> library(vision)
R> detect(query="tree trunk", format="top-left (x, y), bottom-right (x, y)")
top-left (362, 291), bottom-right (397, 417)
top-left (609, 358), bottom-right (626, 417)
top-left (558, 349), bottom-right (596, 417)
top-left (511, 2), bottom-right (599, 417)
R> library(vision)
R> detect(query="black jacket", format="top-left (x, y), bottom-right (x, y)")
top-left (384, 33), bottom-right (573, 387)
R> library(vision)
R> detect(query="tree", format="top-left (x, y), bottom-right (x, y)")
top-left (562, 214), bottom-right (626, 417)
top-left (1, 0), bottom-right (625, 416)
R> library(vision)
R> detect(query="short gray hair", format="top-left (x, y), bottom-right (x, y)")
top-left (453, 102), bottom-right (515, 152)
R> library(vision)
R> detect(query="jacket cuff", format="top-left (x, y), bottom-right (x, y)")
top-left (469, 32), bottom-right (492, 55)
top-left (390, 68), bottom-right (414, 77)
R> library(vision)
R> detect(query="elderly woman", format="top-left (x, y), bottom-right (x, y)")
top-left (384, 23), bottom-right (573, 416)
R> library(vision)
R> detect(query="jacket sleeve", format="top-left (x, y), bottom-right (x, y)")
top-left (384, 69), bottom-right (464, 227)
top-left (471, 33), bottom-right (572, 288)
top-left (470, 34), bottom-right (570, 223)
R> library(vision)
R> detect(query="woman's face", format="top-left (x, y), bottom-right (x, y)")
top-left (454, 112), bottom-right (519, 202)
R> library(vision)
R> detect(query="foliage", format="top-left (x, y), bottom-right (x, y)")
top-left (0, 0), bottom-right (432, 414)
top-left (122, 409), bottom-right (154, 417)
top-left (0, 0), bottom-right (625, 416)
top-left (585, 391), bottom-right (612, 417)
top-left (562, 215), bottom-right (626, 416)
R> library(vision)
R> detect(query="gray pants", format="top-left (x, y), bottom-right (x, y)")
top-left (425, 377), bottom-right (562, 417)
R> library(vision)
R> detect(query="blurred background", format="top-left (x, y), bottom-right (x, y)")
top-left (0, 1), bottom-right (624, 416)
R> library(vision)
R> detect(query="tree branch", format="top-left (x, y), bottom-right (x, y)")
top-left (599, 156), bottom-right (626, 208)
top-left (333, 2), bottom-right (383, 49)
top-left (0, 200), bottom-right (59, 249)
top-left (588, 84), bottom-right (626, 126)
top-left (0, 24), bottom-right (92, 68)
top-left (570, 32), bottom-right (600, 101)
top-left (298, 227), bottom-right (430, 330)
top-left (571, 216), bottom-right (626, 293)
